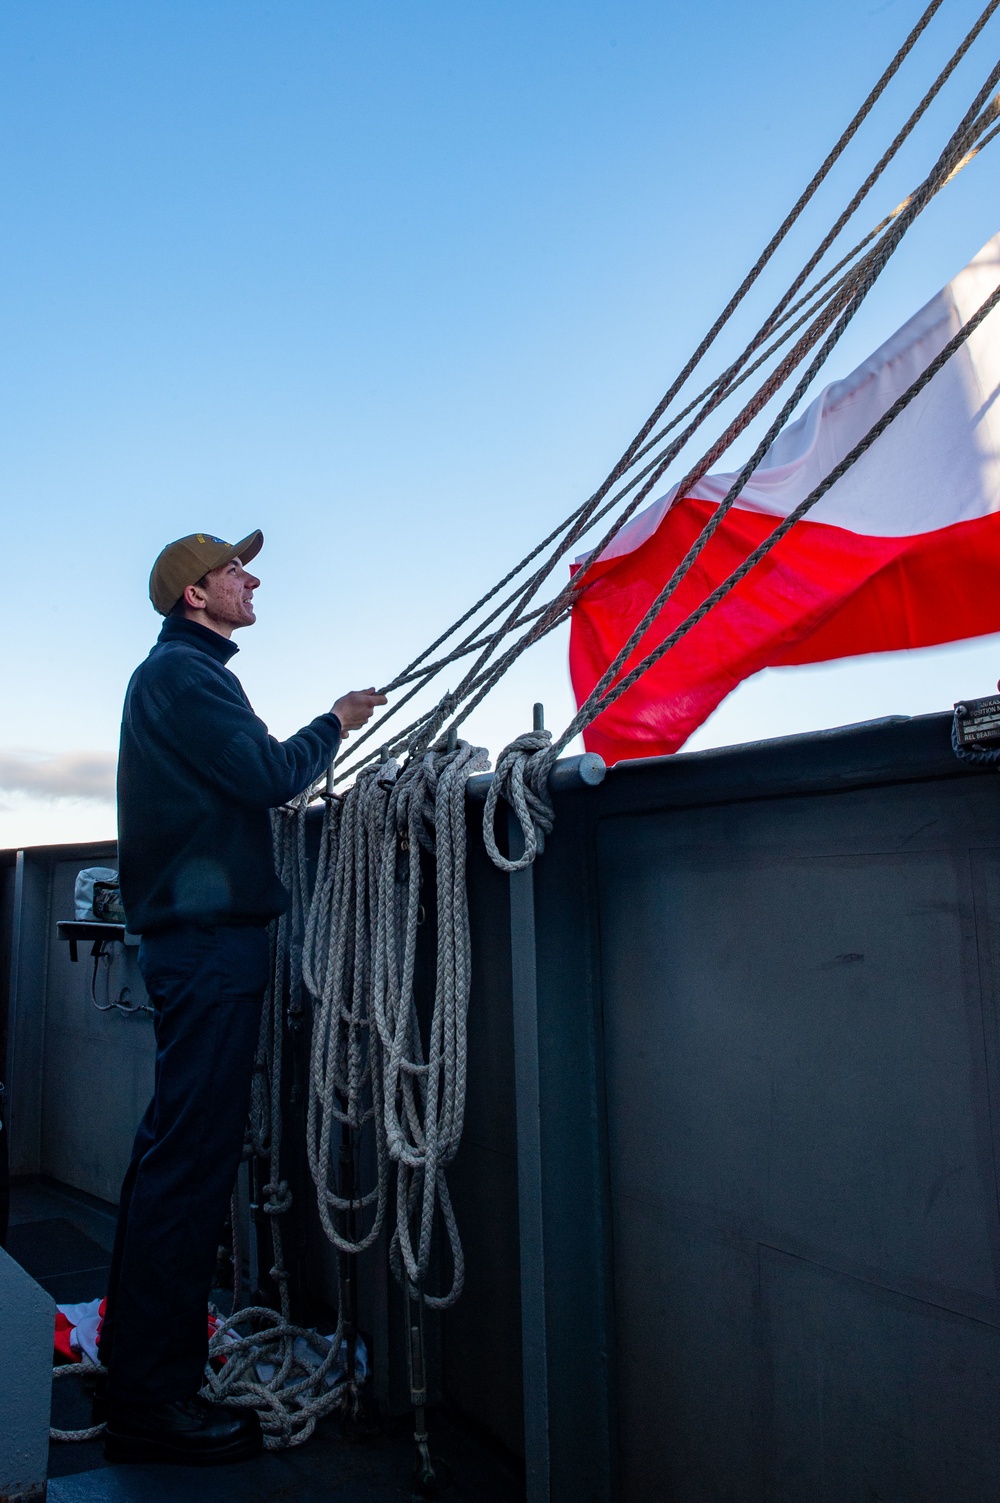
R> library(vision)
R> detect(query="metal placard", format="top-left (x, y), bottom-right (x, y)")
top-left (954, 691), bottom-right (1000, 747)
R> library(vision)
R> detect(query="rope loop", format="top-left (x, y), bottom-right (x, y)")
top-left (302, 732), bottom-right (488, 1307)
top-left (205, 1304), bottom-right (351, 1450)
top-left (303, 762), bottom-right (395, 1256)
top-left (370, 738), bottom-right (489, 1305)
top-left (50, 1357), bottom-right (107, 1443)
top-left (482, 731), bottom-right (555, 872)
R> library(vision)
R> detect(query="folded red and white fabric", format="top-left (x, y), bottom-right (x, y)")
top-left (54, 1298), bottom-right (105, 1364)
top-left (569, 233), bottom-right (1000, 764)
top-left (51, 1297), bottom-right (367, 1393)
top-left (53, 1298), bottom-right (220, 1365)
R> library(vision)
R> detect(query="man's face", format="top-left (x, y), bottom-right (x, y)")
top-left (196, 557), bottom-right (260, 630)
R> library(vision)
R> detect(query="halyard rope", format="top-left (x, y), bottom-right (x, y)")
top-left (542, 93), bottom-right (1000, 764)
top-left (341, 0), bottom-right (945, 748)
top-left (482, 730), bottom-right (555, 873)
top-left (434, 79), bottom-right (1000, 779)
top-left (218, 9), bottom-right (1000, 1462)
top-left (377, 743), bottom-right (489, 1304)
top-left (50, 1), bottom-right (1000, 1453)
top-left (289, 29), bottom-right (1000, 1413)
top-left (563, 276), bottom-right (1000, 750)
top-left (329, 12), bottom-right (1000, 790)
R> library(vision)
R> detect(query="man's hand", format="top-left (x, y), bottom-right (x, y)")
top-left (332, 688), bottom-right (388, 737)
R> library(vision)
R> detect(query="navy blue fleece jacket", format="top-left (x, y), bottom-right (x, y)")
top-left (117, 616), bottom-right (342, 934)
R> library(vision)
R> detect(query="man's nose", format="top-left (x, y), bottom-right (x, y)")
top-left (245, 573), bottom-right (260, 590)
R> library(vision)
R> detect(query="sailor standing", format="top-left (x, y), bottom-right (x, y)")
top-left (99, 530), bottom-right (384, 1464)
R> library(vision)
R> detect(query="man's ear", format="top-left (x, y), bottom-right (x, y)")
top-left (182, 580), bottom-right (208, 611)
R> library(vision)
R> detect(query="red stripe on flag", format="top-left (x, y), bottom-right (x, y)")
top-left (569, 496), bottom-right (1000, 765)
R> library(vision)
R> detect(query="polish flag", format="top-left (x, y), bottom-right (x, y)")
top-left (569, 233), bottom-right (1000, 765)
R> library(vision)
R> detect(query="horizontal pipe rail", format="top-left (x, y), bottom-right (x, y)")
top-left (465, 752), bottom-right (606, 803)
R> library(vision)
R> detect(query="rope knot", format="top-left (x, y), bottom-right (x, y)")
top-left (482, 730), bottom-right (555, 872)
top-left (263, 1180), bottom-right (293, 1215)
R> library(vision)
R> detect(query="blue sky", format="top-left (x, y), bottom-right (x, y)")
top-left (3, 0), bottom-right (1000, 847)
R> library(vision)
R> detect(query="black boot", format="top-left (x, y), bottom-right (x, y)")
top-left (104, 1394), bottom-right (262, 1465)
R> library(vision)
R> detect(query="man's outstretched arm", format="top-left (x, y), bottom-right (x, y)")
top-left (168, 669), bottom-right (386, 808)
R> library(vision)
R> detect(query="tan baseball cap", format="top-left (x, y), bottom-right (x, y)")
top-left (149, 530), bottom-right (264, 616)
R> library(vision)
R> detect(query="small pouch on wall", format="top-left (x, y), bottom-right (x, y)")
top-left (74, 866), bottom-right (119, 921)
top-left (92, 880), bottom-right (127, 926)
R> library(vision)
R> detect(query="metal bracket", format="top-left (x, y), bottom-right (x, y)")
top-left (507, 807), bottom-right (552, 1503)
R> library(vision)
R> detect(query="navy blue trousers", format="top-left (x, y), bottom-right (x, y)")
top-left (99, 923), bottom-right (269, 1404)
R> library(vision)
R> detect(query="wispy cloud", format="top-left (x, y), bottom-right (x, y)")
top-left (0, 750), bottom-right (116, 802)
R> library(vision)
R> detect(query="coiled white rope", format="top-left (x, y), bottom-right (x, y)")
top-left (202, 797), bottom-right (358, 1450)
top-left (50, 1358), bottom-right (107, 1443)
top-left (304, 766), bottom-right (392, 1255)
top-left (376, 741), bottom-right (489, 1304)
top-left (482, 729), bottom-right (555, 874)
top-left (304, 739), bottom-right (489, 1313)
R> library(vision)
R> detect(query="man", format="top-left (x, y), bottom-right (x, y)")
top-left (99, 530), bottom-right (385, 1465)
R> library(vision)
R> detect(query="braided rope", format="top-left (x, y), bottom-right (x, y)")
top-left (302, 737), bottom-right (489, 1350)
top-left (50, 1358), bottom-right (107, 1443)
top-left (482, 731), bottom-right (555, 873)
top-left (333, 110), bottom-right (1000, 789)
top-left (199, 798), bottom-right (358, 1450)
top-left (326, 1), bottom-right (996, 788)
top-left (558, 275), bottom-right (1000, 749)
top-left (204, 1305), bottom-right (351, 1450)
top-left (304, 768), bottom-right (391, 1254)
top-left (357, 0), bottom-right (942, 731)
top-left (540, 77), bottom-right (1000, 764)
top-left (52, 16), bottom-right (1000, 1442)
top-left (372, 742), bottom-right (490, 1306)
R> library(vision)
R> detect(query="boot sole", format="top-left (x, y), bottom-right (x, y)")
top-left (104, 1429), bottom-right (263, 1466)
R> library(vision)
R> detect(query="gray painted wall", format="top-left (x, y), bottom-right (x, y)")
top-left (597, 776), bottom-right (1000, 1500)
top-left (41, 859), bottom-right (153, 1202)
top-left (8, 713), bottom-right (1000, 1502)
top-left (441, 712), bottom-right (1000, 1500)
top-left (2, 842), bottom-right (154, 1202)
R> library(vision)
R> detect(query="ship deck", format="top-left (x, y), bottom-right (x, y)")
top-left (10, 1179), bottom-right (522, 1503)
